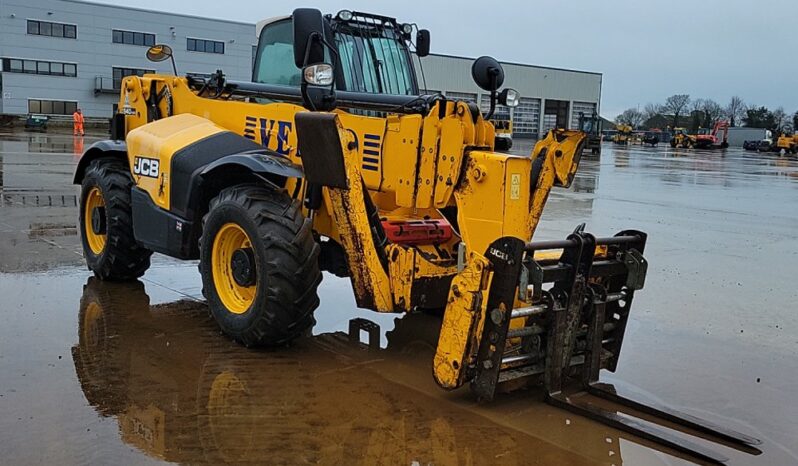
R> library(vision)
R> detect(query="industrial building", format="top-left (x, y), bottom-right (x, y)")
top-left (0, 0), bottom-right (602, 138)
top-left (416, 54), bottom-right (602, 138)
top-left (0, 0), bottom-right (254, 119)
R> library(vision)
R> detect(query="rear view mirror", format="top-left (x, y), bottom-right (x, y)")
top-left (146, 44), bottom-right (172, 62)
top-left (416, 29), bottom-right (430, 57)
top-left (472, 56), bottom-right (506, 120)
top-left (471, 56), bottom-right (504, 92)
top-left (293, 8), bottom-right (325, 68)
top-left (146, 44), bottom-right (177, 75)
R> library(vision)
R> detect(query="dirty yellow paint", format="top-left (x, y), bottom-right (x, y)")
top-left (433, 252), bottom-right (492, 389)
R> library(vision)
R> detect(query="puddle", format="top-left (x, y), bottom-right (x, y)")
top-left (1, 131), bottom-right (797, 464)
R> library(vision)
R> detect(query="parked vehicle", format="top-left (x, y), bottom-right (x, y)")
top-left (613, 124), bottom-right (632, 145)
top-left (743, 140), bottom-right (760, 151)
top-left (578, 112), bottom-right (601, 155)
top-left (24, 114), bottom-right (49, 130)
top-left (774, 133), bottom-right (798, 154)
top-left (642, 131), bottom-right (660, 146)
top-left (726, 127), bottom-right (772, 148)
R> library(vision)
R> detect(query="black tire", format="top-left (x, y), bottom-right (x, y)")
top-left (79, 158), bottom-right (152, 280)
top-left (494, 137), bottom-right (512, 152)
top-left (199, 185), bottom-right (322, 347)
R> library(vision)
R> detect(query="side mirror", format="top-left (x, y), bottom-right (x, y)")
top-left (293, 8), bottom-right (325, 68)
top-left (146, 44), bottom-right (172, 62)
top-left (416, 29), bottom-right (430, 57)
top-left (472, 56), bottom-right (506, 120)
top-left (292, 9), bottom-right (337, 111)
top-left (146, 44), bottom-right (177, 75)
top-left (471, 56), bottom-right (504, 92)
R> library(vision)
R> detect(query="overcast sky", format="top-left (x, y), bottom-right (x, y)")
top-left (98, 0), bottom-right (797, 119)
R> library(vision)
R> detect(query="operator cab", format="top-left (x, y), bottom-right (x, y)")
top-left (253, 11), bottom-right (425, 96)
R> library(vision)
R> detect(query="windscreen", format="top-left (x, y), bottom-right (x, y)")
top-left (253, 17), bottom-right (418, 96)
top-left (334, 21), bottom-right (416, 96)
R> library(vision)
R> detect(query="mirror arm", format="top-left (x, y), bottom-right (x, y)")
top-left (300, 32), bottom-right (340, 112)
top-left (485, 73), bottom-right (498, 120)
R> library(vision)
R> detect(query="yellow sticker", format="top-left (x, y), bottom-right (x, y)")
top-left (510, 173), bottom-right (521, 200)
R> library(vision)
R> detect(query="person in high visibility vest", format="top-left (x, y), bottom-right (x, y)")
top-left (72, 108), bottom-right (84, 136)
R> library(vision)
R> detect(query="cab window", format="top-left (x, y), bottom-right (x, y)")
top-left (253, 19), bottom-right (301, 86)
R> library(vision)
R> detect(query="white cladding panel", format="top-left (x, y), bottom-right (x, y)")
top-left (416, 54), bottom-right (601, 135)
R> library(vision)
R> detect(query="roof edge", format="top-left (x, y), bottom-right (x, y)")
top-left (425, 52), bottom-right (602, 77)
top-left (60, 0), bottom-right (254, 27)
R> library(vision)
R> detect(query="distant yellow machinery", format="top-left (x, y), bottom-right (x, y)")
top-left (670, 122), bottom-right (729, 149)
top-left (490, 118), bottom-right (513, 151)
top-left (72, 8), bottom-right (761, 462)
top-left (613, 124), bottom-right (633, 145)
top-left (775, 133), bottom-right (798, 154)
top-left (669, 127), bottom-right (694, 148)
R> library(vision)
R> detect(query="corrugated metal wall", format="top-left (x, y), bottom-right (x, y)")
top-left (570, 101), bottom-right (598, 129)
top-left (415, 54), bottom-right (601, 137)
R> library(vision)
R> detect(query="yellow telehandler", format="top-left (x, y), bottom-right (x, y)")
top-left (73, 8), bottom-right (760, 463)
top-left (612, 124), bottom-right (632, 145)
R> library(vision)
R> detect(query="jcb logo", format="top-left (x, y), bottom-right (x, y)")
top-left (489, 247), bottom-right (509, 262)
top-left (133, 157), bottom-right (159, 178)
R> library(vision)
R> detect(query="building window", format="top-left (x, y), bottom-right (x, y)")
top-left (28, 99), bottom-right (78, 115)
top-left (112, 67), bottom-right (154, 89)
top-left (2, 58), bottom-right (77, 77)
top-left (187, 37), bottom-right (224, 54)
top-left (27, 20), bottom-right (77, 39)
top-left (112, 29), bottom-right (155, 46)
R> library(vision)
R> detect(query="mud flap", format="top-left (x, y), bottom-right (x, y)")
top-left (294, 112), bottom-right (349, 189)
top-left (293, 112), bottom-right (393, 311)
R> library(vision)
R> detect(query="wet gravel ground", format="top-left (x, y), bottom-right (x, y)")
top-left (0, 129), bottom-right (796, 465)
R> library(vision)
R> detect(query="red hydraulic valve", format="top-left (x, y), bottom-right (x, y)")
top-left (380, 218), bottom-right (453, 245)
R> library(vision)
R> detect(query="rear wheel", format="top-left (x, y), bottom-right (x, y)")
top-left (199, 185), bottom-right (322, 347)
top-left (79, 158), bottom-right (152, 280)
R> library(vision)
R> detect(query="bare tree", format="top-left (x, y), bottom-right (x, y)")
top-left (725, 96), bottom-right (745, 127)
top-left (643, 102), bottom-right (662, 121)
top-left (700, 99), bottom-right (724, 128)
top-left (616, 108), bottom-right (645, 128)
top-left (689, 99), bottom-right (704, 131)
top-left (663, 94), bottom-right (691, 128)
top-left (772, 107), bottom-right (787, 133)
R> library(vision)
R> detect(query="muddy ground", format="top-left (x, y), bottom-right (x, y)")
top-left (0, 129), bottom-right (796, 465)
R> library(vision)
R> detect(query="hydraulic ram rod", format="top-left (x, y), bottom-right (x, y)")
top-left (525, 234), bottom-right (641, 252)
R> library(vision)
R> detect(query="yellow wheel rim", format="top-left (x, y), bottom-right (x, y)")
top-left (82, 301), bottom-right (103, 347)
top-left (206, 370), bottom-right (256, 460)
top-left (84, 187), bottom-right (107, 255)
top-left (211, 223), bottom-right (257, 314)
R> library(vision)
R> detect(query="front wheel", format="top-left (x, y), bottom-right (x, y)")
top-left (199, 185), bottom-right (322, 347)
top-left (79, 158), bottom-right (152, 280)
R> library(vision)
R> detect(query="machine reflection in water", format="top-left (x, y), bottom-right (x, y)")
top-left (71, 278), bottom-right (643, 465)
